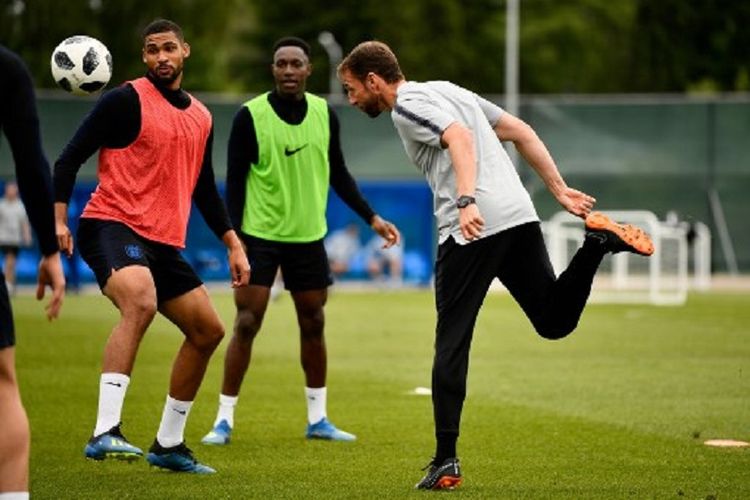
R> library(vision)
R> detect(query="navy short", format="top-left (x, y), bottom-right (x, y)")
top-left (0, 273), bottom-right (14, 349)
top-left (242, 233), bottom-right (333, 291)
top-left (77, 218), bottom-right (203, 304)
top-left (0, 245), bottom-right (20, 256)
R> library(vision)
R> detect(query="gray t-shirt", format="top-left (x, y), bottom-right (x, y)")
top-left (391, 81), bottom-right (538, 244)
top-left (0, 198), bottom-right (28, 246)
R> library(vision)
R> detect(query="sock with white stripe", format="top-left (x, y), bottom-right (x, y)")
top-left (156, 396), bottom-right (193, 448)
top-left (93, 373), bottom-right (130, 437)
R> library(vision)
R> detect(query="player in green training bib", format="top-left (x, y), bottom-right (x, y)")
top-left (242, 91), bottom-right (330, 241)
top-left (202, 36), bottom-right (400, 446)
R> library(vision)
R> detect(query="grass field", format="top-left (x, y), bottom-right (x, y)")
top-left (12, 288), bottom-right (750, 499)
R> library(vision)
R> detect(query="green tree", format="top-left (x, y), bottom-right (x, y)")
top-left (2, 0), bottom-right (748, 94)
top-left (233, 0), bottom-right (507, 94)
top-left (631, 0), bottom-right (750, 92)
top-left (518, 0), bottom-right (636, 93)
top-left (0, 0), bottom-right (239, 91)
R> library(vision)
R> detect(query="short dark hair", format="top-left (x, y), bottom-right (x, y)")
top-left (142, 19), bottom-right (184, 42)
top-left (272, 36), bottom-right (311, 58)
top-left (337, 40), bottom-right (403, 84)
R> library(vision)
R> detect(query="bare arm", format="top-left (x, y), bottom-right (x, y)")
top-left (494, 112), bottom-right (595, 218)
top-left (442, 123), bottom-right (485, 240)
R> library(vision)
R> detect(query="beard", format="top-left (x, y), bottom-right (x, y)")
top-left (362, 96), bottom-right (382, 118)
top-left (150, 63), bottom-right (183, 85)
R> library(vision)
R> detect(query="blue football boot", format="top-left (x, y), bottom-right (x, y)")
top-left (201, 419), bottom-right (232, 446)
top-left (84, 423), bottom-right (143, 462)
top-left (146, 440), bottom-right (216, 474)
top-left (305, 417), bottom-right (356, 442)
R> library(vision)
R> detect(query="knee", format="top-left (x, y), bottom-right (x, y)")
top-left (299, 308), bottom-right (325, 341)
top-left (124, 296), bottom-right (158, 326)
top-left (191, 319), bottom-right (225, 352)
top-left (234, 308), bottom-right (262, 343)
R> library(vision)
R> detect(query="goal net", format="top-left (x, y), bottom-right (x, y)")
top-left (542, 210), bottom-right (704, 305)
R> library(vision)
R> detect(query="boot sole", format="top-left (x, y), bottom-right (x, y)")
top-left (434, 475), bottom-right (463, 490)
top-left (585, 212), bottom-right (655, 256)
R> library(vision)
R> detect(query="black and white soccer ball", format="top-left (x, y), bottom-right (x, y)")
top-left (51, 36), bottom-right (112, 96)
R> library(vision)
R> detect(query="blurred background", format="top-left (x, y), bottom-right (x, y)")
top-left (1, 0), bottom-right (748, 290)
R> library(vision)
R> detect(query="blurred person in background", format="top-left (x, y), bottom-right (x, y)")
top-left (324, 223), bottom-right (362, 279)
top-left (364, 233), bottom-right (403, 286)
top-left (0, 182), bottom-right (32, 295)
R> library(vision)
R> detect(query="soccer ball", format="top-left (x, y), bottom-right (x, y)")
top-left (51, 36), bottom-right (112, 96)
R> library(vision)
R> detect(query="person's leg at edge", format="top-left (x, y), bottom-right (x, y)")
top-left (157, 285), bottom-right (225, 449)
top-left (0, 348), bottom-right (29, 497)
top-left (432, 236), bottom-right (497, 464)
top-left (496, 223), bottom-right (605, 340)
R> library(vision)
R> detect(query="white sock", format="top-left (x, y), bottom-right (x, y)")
top-left (214, 394), bottom-right (238, 428)
top-left (156, 396), bottom-right (193, 448)
top-left (93, 373), bottom-right (130, 437)
top-left (305, 386), bottom-right (327, 424)
top-left (0, 493), bottom-right (30, 500)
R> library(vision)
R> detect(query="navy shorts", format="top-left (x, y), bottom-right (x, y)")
top-left (77, 218), bottom-right (203, 304)
top-left (242, 233), bottom-right (333, 291)
top-left (0, 245), bottom-right (20, 256)
top-left (0, 274), bottom-right (14, 349)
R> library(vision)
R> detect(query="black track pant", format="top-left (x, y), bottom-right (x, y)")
top-left (432, 221), bottom-right (605, 440)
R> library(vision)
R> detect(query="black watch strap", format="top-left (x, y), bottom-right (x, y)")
top-left (456, 195), bottom-right (476, 209)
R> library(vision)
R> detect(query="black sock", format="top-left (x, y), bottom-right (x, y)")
top-left (435, 432), bottom-right (457, 462)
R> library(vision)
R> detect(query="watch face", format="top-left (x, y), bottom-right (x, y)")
top-left (457, 196), bottom-right (475, 208)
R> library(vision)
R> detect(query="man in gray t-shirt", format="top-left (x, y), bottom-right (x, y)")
top-left (392, 79), bottom-right (539, 245)
top-left (0, 181), bottom-right (31, 293)
top-left (338, 41), bottom-right (654, 491)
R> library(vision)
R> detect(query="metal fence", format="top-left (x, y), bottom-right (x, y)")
top-left (2, 92), bottom-right (748, 275)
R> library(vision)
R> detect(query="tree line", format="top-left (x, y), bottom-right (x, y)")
top-left (2, 0), bottom-right (747, 95)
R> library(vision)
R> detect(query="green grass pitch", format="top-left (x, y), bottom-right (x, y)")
top-left (12, 289), bottom-right (750, 498)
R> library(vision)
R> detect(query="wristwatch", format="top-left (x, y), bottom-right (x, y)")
top-left (456, 195), bottom-right (476, 209)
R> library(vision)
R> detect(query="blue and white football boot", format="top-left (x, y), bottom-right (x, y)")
top-left (305, 417), bottom-right (356, 442)
top-left (201, 419), bottom-right (232, 446)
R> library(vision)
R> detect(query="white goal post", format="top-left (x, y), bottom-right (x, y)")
top-left (542, 210), bottom-right (710, 306)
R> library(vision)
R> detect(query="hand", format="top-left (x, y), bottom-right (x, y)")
top-left (557, 187), bottom-right (596, 218)
top-left (56, 220), bottom-right (74, 257)
top-left (370, 215), bottom-right (401, 248)
top-left (227, 245), bottom-right (250, 288)
top-left (36, 252), bottom-right (65, 320)
top-left (459, 203), bottom-right (484, 241)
